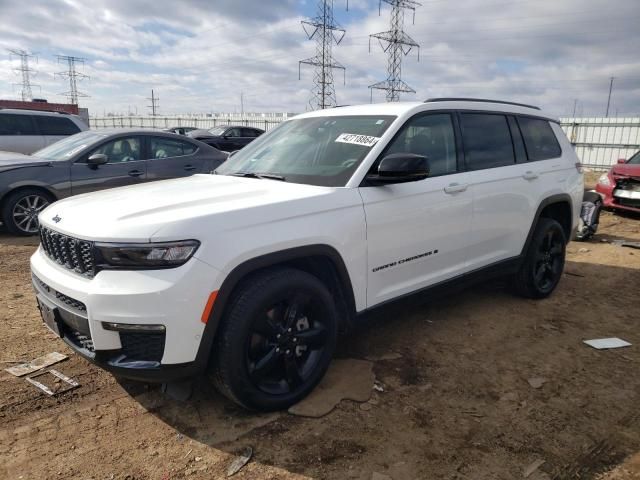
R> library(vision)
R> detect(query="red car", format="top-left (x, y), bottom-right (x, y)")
top-left (596, 151), bottom-right (640, 213)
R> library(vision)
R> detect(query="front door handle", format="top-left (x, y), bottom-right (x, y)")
top-left (184, 165), bottom-right (197, 171)
top-left (444, 183), bottom-right (468, 194)
top-left (128, 169), bottom-right (144, 177)
top-left (522, 171), bottom-right (539, 180)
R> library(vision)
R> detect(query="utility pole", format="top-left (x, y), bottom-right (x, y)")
top-left (8, 49), bottom-right (39, 101)
top-left (299, 0), bottom-right (349, 110)
top-left (147, 89), bottom-right (159, 116)
top-left (56, 55), bottom-right (89, 105)
top-left (605, 77), bottom-right (615, 117)
top-left (369, 0), bottom-right (421, 102)
top-left (572, 99), bottom-right (578, 118)
top-left (240, 91), bottom-right (244, 116)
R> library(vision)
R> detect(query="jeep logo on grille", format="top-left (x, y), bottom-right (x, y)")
top-left (52, 215), bottom-right (61, 223)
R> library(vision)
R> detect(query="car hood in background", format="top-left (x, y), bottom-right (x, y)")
top-left (612, 163), bottom-right (640, 179)
top-left (0, 151), bottom-right (52, 170)
top-left (38, 174), bottom-right (353, 242)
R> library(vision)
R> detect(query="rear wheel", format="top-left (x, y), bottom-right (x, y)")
top-left (210, 267), bottom-right (338, 410)
top-left (513, 218), bottom-right (566, 299)
top-left (1, 188), bottom-right (53, 236)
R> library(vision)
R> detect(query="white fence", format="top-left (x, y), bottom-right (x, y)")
top-left (560, 117), bottom-right (640, 170)
top-left (89, 114), bottom-right (640, 170)
top-left (90, 113), bottom-right (293, 132)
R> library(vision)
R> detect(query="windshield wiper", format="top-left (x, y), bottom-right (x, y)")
top-left (229, 172), bottom-right (286, 182)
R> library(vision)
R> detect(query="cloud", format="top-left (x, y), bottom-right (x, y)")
top-left (0, 0), bottom-right (638, 116)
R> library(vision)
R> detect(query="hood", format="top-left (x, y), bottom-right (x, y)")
top-left (0, 151), bottom-right (52, 170)
top-left (611, 163), bottom-right (640, 179)
top-left (39, 174), bottom-right (344, 242)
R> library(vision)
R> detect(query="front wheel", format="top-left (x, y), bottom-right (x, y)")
top-left (1, 188), bottom-right (54, 236)
top-left (513, 218), bottom-right (567, 299)
top-left (209, 267), bottom-right (338, 411)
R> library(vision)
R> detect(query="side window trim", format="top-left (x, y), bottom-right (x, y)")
top-left (507, 115), bottom-right (528, 163)
top-left (369, 109), bottom-right (461, 180)
top-left (148, 136), bottom-right (198, 160)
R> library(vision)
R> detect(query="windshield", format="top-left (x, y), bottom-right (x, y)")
top-left (628, 151), bottom-right (640, 165)
top-left (215, 115), bottom-right (396, 187)
top-left (208, 127), bottom-right (227, 136)
top-left (33, 131), bottom-right (106, 161)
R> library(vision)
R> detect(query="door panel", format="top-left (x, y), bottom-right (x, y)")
top-left (360, 173), bottom-right (474, 306)
top-left (146, 136), bottom-right (204, 181)
top-left (71, 136), bottom-right (146, 195)
top-left (360, 111), bottom-right (474, 307)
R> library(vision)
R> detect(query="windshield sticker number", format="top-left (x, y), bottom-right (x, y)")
top-left (335, 133), bottom-right (380, 147)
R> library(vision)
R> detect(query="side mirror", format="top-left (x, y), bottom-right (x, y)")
top-left (87, 153), bottom-right (108, 168)
top-left (617, 158), bottom-right (627, 164)
top-left (366, 153), bottom-right (430, 185)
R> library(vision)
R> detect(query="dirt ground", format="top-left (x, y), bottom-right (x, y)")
top-left (2, 182), bottom-right (640, 479)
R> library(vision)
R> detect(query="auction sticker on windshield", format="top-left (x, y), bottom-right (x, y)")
top-left (335, 133), bottom-right (380, 147)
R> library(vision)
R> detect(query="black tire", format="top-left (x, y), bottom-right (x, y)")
top-left (209, 267), bottom-right (338, 411)
top-left (513, 218), bottom-right (567, 299)
top-left (1, 188), bottom-right (54, 236)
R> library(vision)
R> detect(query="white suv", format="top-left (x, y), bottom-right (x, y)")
top-left (0, 109), bottom-right (88, 154)
top-left (30, 99), bottom-right (583, 410)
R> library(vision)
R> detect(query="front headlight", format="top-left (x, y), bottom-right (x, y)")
top-left (598, 173), bottom-right (611, 187)
top-left (94, 240), bottom-right (200, 269)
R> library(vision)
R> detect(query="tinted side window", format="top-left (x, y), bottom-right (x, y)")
top-left (150, 137), bottom-right (197, 158)
top-left (34, 116), bottom-right (81, 135)
top-left (241, 128), bottom-right (258, 138)
top-left (0, 114), bottom-right (37, 135)
top-left (226, 128), bottom-right (242, 137)
top-left (517, 117), bottom-right (562, 161)
top-left (88, 137), bottom-right (141, 163)
top-left (460, 113), bottom-right (515, 170)
top-left (383, 113), bottom-right (457, 177)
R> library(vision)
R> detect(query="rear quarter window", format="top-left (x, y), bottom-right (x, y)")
top-left (34, 116), bottom-right (81, 136)
top-left (517, 117), bottom-right (562, 161)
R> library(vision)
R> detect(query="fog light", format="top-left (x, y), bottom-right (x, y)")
top-left (102, 322), bottom-right (166, 333)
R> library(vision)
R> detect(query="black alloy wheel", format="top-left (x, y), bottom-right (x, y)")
top-left (210, 267), bottom-right (337, 411)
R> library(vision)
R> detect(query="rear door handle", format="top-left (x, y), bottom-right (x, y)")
top-left (444, 183), bottom-right (468, 194)
top-left (522, 171), bottom-right (539, 180)
top-left (128, 169), bottom-right (144, 177)
top-left (184, 165), bottom-right (197, 171)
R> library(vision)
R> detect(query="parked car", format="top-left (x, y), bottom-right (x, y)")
top-left (163, 126), bottom-right (198, 136)
top-left (187, 125), bottom-right (264, 151)
top-left (1, 129), bottom-right (226, 235)
top-left (31, 99), bottom-right (582, 411)
top-left (595, 151), bottom-right (640, 213)
top-left (0, 109), bottom-right (88, 154)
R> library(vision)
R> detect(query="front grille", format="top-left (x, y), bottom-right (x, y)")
top-left (120, 332), bottom-right (165, 362)
top-left (39, 227), bottom-right (95, 278)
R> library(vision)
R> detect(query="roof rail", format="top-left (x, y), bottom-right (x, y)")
top-left (424, 98), bottom-right (540, 111)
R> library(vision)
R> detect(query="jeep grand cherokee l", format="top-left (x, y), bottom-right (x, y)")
top-left (30, 99), bottom-right (583, 411)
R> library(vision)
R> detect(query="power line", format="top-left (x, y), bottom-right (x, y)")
top-left (369, 0), bottom-right (421, 102)
top-left (56, 55), bottom-right (89, 105)
top-left (147, 89), bottom-right (159, 116)
top-left (299, 0), bottom-right (348, 110)
top-left (8, 49), bottom-right (39, 101)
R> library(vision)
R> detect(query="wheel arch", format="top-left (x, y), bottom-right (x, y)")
top-left (521, 194), bottom-right (574, 256)
top-left (193, 244), bottom-right (356, 373)
top-left (0, 184), bottom-right (57, 210)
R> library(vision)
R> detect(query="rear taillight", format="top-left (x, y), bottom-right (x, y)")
top-left (575, 162), bottom-right (584, 173)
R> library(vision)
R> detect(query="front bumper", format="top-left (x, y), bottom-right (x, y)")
top-left (30, 246), bottom-right (222, 382)
top-left (596, 183), bottom-right (640, 213)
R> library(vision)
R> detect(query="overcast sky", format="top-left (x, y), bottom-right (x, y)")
top-left (0, 0), bottom-right (638, 117)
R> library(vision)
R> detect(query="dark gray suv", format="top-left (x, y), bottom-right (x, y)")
top-left (0, 129), bottom-right (227, 235)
